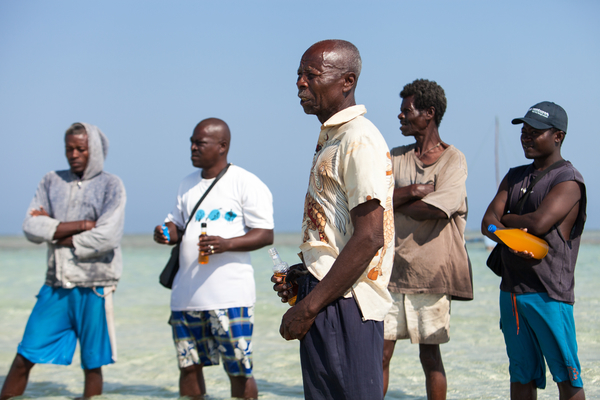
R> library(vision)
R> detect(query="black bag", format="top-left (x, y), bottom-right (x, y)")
top-left (486, 160), bottom-right (566, 277)
top-left (159, 164), bottom-right (231, 289)
top-left (160, 244), bottom-right (181, 288)
top-left (486, 244), bottom-right (504, 277)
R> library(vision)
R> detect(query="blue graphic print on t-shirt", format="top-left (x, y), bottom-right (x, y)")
top-left (208, 209), bottom-right (220, 221)
top-left (196, 208), bottom-right (238, 223)
top-left (225, 210), bottom-right (237, 221)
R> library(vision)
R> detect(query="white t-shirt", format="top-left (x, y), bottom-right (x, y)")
top-left (166, 165), bottom-right (274, 311)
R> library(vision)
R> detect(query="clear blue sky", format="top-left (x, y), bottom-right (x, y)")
top-left (1, 0), bottom-right (598, 235)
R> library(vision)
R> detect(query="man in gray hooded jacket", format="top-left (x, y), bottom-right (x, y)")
top-left (1, 123), bottom-right (126, 400)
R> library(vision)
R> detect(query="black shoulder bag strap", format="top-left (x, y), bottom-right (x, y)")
top-left (159, 163), bottom-right (231, 289)
top-left (180, 163), bottom-right (231, 237)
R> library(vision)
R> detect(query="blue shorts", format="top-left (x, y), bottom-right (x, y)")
top-left (169, 307), bottom-right (254, 377)
top-left (299, 274), bottom-right (384, 400)
top-left (18, 285), bottom-right (116, 370)
top-left (500, 291), bottom-right (583, 389)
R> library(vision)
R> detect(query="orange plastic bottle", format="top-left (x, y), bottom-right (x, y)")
top-left (198, 222), bottom-right (209, 264)
top-left (268, 247), bottom-right (297, 306)
top-left (487, 224), bottom-right (549, 259)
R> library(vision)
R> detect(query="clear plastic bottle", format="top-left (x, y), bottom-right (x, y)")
top-left (268, 247), bottom-right (297, 306)
top-left (198, 222), bottom-right (209, 264)
top-left (487, 224), bottom-right (549, 259)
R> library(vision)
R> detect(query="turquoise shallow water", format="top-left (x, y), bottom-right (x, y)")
top-left (1, 232), bottom-right (598, 399)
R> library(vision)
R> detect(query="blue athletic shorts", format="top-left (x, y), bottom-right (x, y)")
top-left (500, 290), bottom-right (583, 389)
top-left (18, 285), bottom-right (116, 370)
top-left (169, 307), bottom-right (254, 377)
top-left (298, 274), bottom-right (384, 400)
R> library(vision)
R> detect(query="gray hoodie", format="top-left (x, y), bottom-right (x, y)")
top-left (22, 123), bottom-right (126, 288)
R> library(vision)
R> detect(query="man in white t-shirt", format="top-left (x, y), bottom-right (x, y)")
top-left (153, 118), bottom-right (274, 400)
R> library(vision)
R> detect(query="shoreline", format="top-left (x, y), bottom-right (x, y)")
top-left (3, 230), bottom-right (600, 250)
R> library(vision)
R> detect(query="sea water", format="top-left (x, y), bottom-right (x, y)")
top-left (0, 232), bottom-right (598, 400)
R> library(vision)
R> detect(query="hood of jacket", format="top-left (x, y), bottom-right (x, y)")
top-left (79, 122), bottom-right (109, 181)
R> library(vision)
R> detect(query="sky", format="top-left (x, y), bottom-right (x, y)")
top-left (1, 0), bottom-right (599, 235)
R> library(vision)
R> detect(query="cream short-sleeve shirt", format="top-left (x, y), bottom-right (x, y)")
top-left (300, 105), bottom-right (395, 321)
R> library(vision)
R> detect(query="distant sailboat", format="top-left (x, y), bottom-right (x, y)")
top-left (484, 117), bottom-right (501, 250)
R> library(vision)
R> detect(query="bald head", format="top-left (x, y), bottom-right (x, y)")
top-left (194, 118), bottom-right (231, 146)
top-left (305, 39), bottom-right (362, 81)
top-left (190, 118), bottom-right (231, 175)
top-left (297, 40), bottom-right (361, 123)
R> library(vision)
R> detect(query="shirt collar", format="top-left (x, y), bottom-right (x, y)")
top-left (322, 105), bottom-right (367, 129)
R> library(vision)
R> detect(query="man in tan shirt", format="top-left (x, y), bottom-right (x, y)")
top-left (382, 79), bottom-right (473, 400)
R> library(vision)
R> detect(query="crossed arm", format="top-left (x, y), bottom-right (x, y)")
top-left (30, 207), bottom-right (95, 247)
top-left (394, 184), bottom-right (447, 220)
top-left (481, 176), bottom-right (582, 241)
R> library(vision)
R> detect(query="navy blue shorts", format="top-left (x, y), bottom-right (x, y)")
top-left (298, 274), bottom-right (384, 400)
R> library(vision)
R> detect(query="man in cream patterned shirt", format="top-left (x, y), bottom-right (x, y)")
top-left (273, 39), bottom-right (394, 400)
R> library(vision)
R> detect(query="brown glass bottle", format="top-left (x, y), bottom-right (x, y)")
top-left (198, 222), bottom-right (209, 264)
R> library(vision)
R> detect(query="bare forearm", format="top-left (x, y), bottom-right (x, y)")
top-left (55, 236), bottom-right (74, 247)
top-left (302, 201), bottom-right (384, 315)
top-left (393, 186), bottom-right (416, 208)
top-left (481, 213), bottom-right (504, 241)
top-left (53, 220), bottom-right (95, 240)
top-left (398, 200), bottom-right (447, 221)
top-left (500, 214), bottom-right (547, 237)
top-left (393, 184), bottom-right (435, 211)
top-left (500, 181), bottom-right (582, 237)
top-left (278, 200), bottom-right (384, 341)
top-left (303, 231), bottom-right (382, 315)
top-left (223, 229), bottom-right (274, 252)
